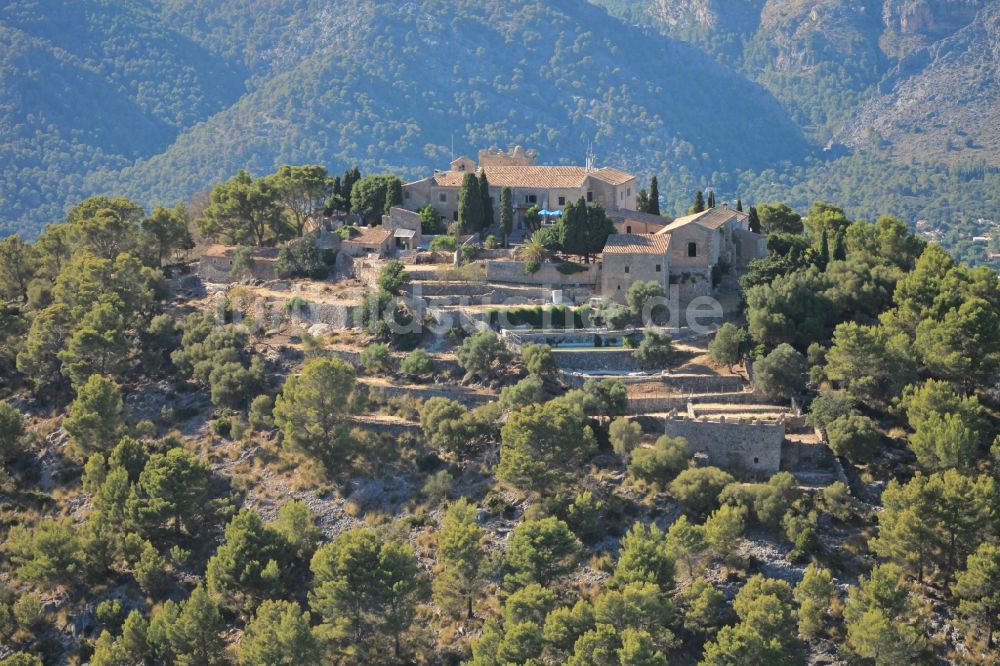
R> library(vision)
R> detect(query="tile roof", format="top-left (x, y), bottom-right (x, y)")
top-left (602, 233), bottom-right (671, 255)
top-left (343, 226), bottom-right (392, 246)
top-left (610, 210), bottom-right (672, 226)
top-left (425, 165), bottom-right (635, 189)
top-left (201, 245), bottom-right (281, 259)
top-left (202, 244), bottom-right (232, 258)
top-left (657, 206), bottom-right (748, 233)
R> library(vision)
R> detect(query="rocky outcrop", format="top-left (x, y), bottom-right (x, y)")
top-left (839, 3), bottom-right (1000, 165)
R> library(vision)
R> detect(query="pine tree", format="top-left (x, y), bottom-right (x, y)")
top-left (691, 190), bottom-right (706, 214)
top-left (458, 173), bottom-right (484, 234)
top-left (478, 171), bottom-right (494, 233)
top-left (953, 542), bottom-right (1000, 649)
top-left (239, 600), bottom-right (321, 666)
top-left (648, 177), bottom-right (660, 216)
top-left (433, 499), bottom-right (486, 618)
top-left (500, 187), bottom-right (513, 247)
top-left (64, 374), bottom-right (125, 458)
top-left (169, 586), bottom-right (225, 666)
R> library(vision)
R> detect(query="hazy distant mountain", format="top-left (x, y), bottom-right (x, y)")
top-left (1, 0), bottom-right (998, 256)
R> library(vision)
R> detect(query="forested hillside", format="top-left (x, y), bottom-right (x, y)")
top-left (0, 184), bottom-right (998, 664)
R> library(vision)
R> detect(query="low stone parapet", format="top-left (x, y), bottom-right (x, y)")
top-left (486, 260), bottom-right (600, 286)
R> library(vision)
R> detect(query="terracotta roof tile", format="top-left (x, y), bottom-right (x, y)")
top-left (602, 233), bottom-right (671, 255)
top-left (658, 206), bottom-right (748, 233)
top-left (343, 226), bottom-right (392, 246)
top-left (426, 165), bottom-right (635, 189)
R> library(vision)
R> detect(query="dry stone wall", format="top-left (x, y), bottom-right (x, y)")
top-left (486, 261), bottom-right (600, 286)
top-left (664, 415), bottom-right (784, 479)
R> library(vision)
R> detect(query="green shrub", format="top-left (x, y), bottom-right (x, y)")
top-left (524, 259), bottom-right (541, 274)
top-left (95, 599), bottom-right (123, 629)
top-left (213, 417), bottom-right (232, 438)
top-left (400, 349), bottom-right (435, 379)
top-left (556, 261), bottom-right (587, 275)
top-left (12, 593), bottom-right (44, 630)
top-left (360, 343), bottom-right (392, 375)
top-left (669, 466), bottom-right (736, 519)
top-left (430, 236), bottom-right (457, 252)
top-left (628, 436), bottom-right (691, 484)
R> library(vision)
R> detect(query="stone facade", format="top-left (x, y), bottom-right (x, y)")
top-left (601, 234), bottom-right (670, 304)
top-left (382, 207), bottom-right (422, 251)
top-left (197, 245), bottom-right (280, 283)
top-left (664, 414), bottom-right (785, 479)
top-left (611, 210), bottom-right (670, 235)
top-left (402, 148), bottom-right (637, 230)
top-left (340, 227), bottom-right (394, 258)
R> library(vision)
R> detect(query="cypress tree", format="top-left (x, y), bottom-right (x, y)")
top-left (458, 173), bottom-right (484, 234)
top-left (648, 177), bottom-right (661, 216)
top-left (559, 197), bottom-right (589, 262)
top-left (736, 199), bottom-right (743, 212)
top-left (691, 190), bottom-right (706, 214)
top-left (500, 187), bottom-right (513, 248)
top-left (478, 171), bottom-right (494, 233)
top-left (832, 232), bottom-right (847, 261)
top-left (748, 206), bottom-right (762, 234)
top-left (706, 190), bottom-right (716, 209)
top-left (818, 228), bottom-right (830, 269)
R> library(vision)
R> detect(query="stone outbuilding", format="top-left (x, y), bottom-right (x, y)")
top-left (382, 207), bottom-right (423, 251)
top-left (340, 226), bottom-right (394, 258)
top-left (601, 233), bottom-right (671, 303)
top-left (197, 245), bottom-right (280, 283)
top-left (653, 205), bottom-right (764, 302)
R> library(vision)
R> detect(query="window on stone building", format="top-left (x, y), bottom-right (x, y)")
top-left (558, 196), bottom-right (565, 206)
top-left (688, 242), bottom-right (697, 258)
top-left (624, 266), bottom-right (629, 274)
top-left (439, 193), bottom-right (447, 203)
top-left (753, 457), bottom-right (759, 464)
top-left (626, 226), bottom-right (632, 233)
top-left (453, 210), bottom-right (458, 221)
top-left (587, 191), bottom-right (593, 202)
top-left (655, 264), bottom-right (661, 272)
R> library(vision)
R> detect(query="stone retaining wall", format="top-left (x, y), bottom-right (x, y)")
top-left (348, 417), bottom-right (421, 437)
top-left (327, 349), bottom-right (462, 376)
top-left (361, 382), bottom-right (494, 408)
top-left (552, 349), bottom-right (646, 372)
top-left (486, 261), bottom-right (600, 286)
top-left (561, 373), bottom-right (746, 393)
top-left (625, 390), bottom-right (764, 414)
top-left (664, 415), bottom-right (785, 479)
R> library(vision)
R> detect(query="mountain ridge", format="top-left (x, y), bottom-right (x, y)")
top-left (1, 0), bottom-right (998, 259)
